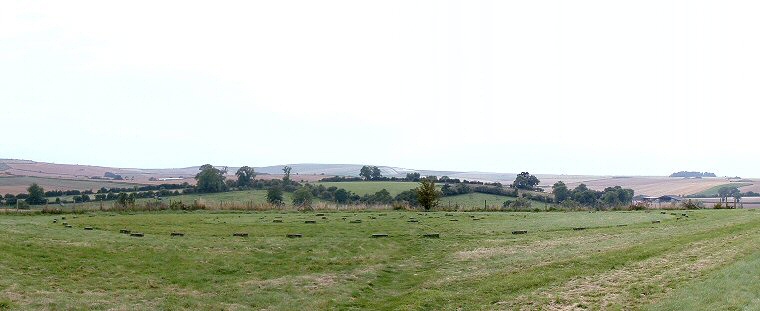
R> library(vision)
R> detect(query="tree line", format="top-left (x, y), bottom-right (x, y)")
top-left (551, 182), bottom-right (634, 208)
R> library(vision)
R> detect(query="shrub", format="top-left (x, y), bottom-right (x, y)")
top-left (680, 199), bottom-right (704, 210)
top-left (292, 187), bottom-right (313, 208)
top-left (169, 200), bottom-right (186, 210)
top-left (266, 187), bottom-right (284, 205)
top-left (629, 202), bottom-right (648, 210)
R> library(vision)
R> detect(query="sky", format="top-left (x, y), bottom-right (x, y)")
top-left (2, 1), bottom-right (760, 176)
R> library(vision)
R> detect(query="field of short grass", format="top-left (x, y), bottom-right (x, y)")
top-left (439, 192), bottom-right (525, 209)
top-left (2, 209), bottom-right (760, 309)
top-left (315, 181), bottom-right (419, 196)
top-left (47, 190), bottom-right (302, 211)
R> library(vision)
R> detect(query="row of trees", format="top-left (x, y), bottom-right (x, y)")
top-left (552, 182), bottom-right (634, 207)
top-left (260, 177), bottom-right (442, 210)
top-left (669, 171), bottom-right (717, 178)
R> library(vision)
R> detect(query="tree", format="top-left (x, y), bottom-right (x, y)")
top-left (371, 166), bottom-right (382, 180)
top-left (552, 181), bottom-right (570, 203)
top-left (733, 190), bottom-right (742, 206)
top-left (281, 166), bottom-right (292, 181)
top-left (406, 172), bottom-right (421, 181)
top-left (266, 187), bottom-right (284, 205)
top-left (292, 187), bottom-right (313, 207)
top-left (235, 166), bottom-right (256, 188)
top-left (601, 191), bottom-right (620, 206)
top-left (116, 192), bottom-right (135, 206)
top-left (195, 164), bottom-right (227, 193)
top-left (371, 189), bottom-right (393, 204)
top-left (571, 184), bottom-right (598, 206)
top-left (395, 190), bottom-right (418, 206)
top-left (360, 166), bottom-right (373, 181)
top-left (334, 188), bottom-right (350, 204)
top-left (512, 172), bottom-right (540, 190)
top-left (416, 178), bottom-right (440, 211)
top-left (25, 183), bottom-right (46, 205)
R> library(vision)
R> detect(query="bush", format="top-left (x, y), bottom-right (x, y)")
top-left (266, 187), bottom-right (284, 205)
top-left (714, 202), bottom-right (734, 209)
top-left (292, 187), bottom-right (313, 208)
top-left (170, 200), bottom-right (187, 210)
top-left (394, 190), bottom-right (418, 206)
top-left (680, 199), bottom-right (704, 210)
top-left (629, 202), bottom-right (648, 210)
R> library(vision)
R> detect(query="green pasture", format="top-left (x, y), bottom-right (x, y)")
top-left (2, 209), bottom-right (760, 309)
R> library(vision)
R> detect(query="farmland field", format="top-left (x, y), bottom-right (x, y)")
top-left (693, 183), bottom-right (753, 197)
top-left (316, 181), bottom-right (419, 196)
top-left (2, 209), bottom-right (760, 309)
top-left (0, 176), bottom-right (145, 195)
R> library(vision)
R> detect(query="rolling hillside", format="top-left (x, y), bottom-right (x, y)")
top-left (1, 159), bottom-right (755, 197)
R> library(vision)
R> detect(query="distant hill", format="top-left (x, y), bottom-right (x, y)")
top-left (0, 159), bottom-right (753, 197)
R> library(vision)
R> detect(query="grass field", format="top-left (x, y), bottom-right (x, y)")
top-left (316, 181), bottom-right (419, 196)
top-left (693, 183), bottom-right (753, 197)
top-left (439, 192), bottom-right (526, 209)
top-left (315, 181), bottom-right (539, 208)
top-left (2, 209), bottom-right (760, 309)
top-left (51, 190), bottom-right (304, 211)
top-left (48, 186), bottom-right (535, 212)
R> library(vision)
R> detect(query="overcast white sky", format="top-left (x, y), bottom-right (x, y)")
top-left (2, 1), bottom-right (760, 176)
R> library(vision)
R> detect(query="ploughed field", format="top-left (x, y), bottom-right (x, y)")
top-left (2, 210), bottom-right (760, 309)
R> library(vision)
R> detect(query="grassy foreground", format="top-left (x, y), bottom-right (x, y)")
top-left (2, 210), bottom-right (760, 309)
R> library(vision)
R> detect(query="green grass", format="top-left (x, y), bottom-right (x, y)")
top-left (157, 189), bottom-right (300, 205)
top-left (439, 192), bottom-right (524, 209)
top-left (646, 249), bottom-right (760, 310)
top-left (694, 183), bottom-right (752, 197)
top-left (2, 209), bottom-right (760, 309)
top-left (55, 189), bottom-right (304, 210)
top-left (316, 181), bottom-right (419, 196)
